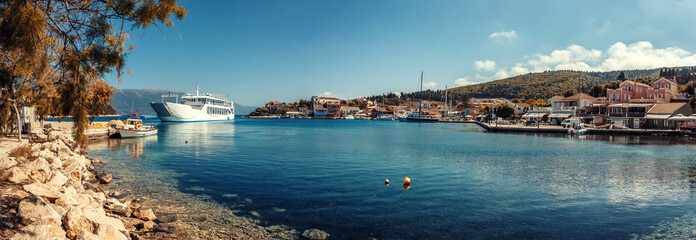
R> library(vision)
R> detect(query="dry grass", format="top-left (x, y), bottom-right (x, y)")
top-left (7, 145), bottom-right (35, 164)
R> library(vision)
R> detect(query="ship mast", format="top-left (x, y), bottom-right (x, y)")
top-left (195, 82), bottom-right (200, 96)
top-left (418, 71), bottom-right (423, 115)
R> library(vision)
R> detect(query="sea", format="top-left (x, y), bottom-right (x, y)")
top-left (86, 118), bottom-right (696, 239)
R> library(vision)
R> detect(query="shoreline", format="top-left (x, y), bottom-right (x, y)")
top-left (1, 129), bottom-right (324, 239)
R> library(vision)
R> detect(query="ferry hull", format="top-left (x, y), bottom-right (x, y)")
top-left (150, 102), bottom-right (235, 122)
top-left (406, 117), bottom-right (440, 122)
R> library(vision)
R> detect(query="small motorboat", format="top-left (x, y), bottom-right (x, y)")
top-left (117, 116), bottom-right (157, 138)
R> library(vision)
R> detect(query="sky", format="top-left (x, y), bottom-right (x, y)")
top-left (106, 0), bottom-right (696, 106)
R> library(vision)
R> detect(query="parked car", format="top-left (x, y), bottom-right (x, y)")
top-left (525, 120), bottom-right (538, 126)
top-left (561, 118), bottom-right (582, 128)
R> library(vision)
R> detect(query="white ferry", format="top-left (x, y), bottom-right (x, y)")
top-left (150, 84), bottom-right (235, 122)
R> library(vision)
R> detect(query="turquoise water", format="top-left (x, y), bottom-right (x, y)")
top-left (88, 119), bottom-right (696, 239)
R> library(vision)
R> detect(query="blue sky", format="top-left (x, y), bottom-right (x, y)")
top-left (107, 0), bottom-right (696, 106)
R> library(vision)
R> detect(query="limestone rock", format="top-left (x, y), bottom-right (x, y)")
top-left (0, 156), bottom-right (17, 170)
top-left (50, 203), bottom-right (67, 217)
top-left (129, 232), bottom-right (145, 240)
top-left (48, 130), bottom-right (62, 141)
top-left (63, 207), bottom-right (94, 239)
top-left (104, 198), bottom-right (132, 217)
top-left (7, 166), bottom-right (31, 184)
top-left (23, 181), bottom-right (61, 200)
top-left (95, 172), bottom-right (112, 184)
top-left (9, 222), bottom-right (67, 240)
top-left (47, 171), bottom-right (68, 187)
top-left (26, 157), bottom-right (52, 183)
top-left (17, 195), bottom-right (61, 225)
top-left (83, 206), bottom-right (127, 232)
top-left (302, 229), bottom-right (330, 240)
top-left (0, 187), bottom-right (29, 199)
top-left (133, 207), bottom-right (157, 221)
top-left (126, 199), bottom-right (142, 211)
top-left (139, 220), bottom-right (155, 232)
top-left (95, 224), bottom-right (128, 240)
top-left (76, 230), bottom-right (99, 240)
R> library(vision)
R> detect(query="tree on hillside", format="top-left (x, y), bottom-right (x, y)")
top-left (0, 0), bottom-right (187, 148)
top-left (494, 103), bottom-right (515, 119)
top-left (562, 89), bottom-right (577, 97)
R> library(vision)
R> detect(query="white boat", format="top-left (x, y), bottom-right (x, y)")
top-left (150, 83), bottom-right (235, 122)
top-left (343, 115), bottom-right (355, 120)
top-left (117, 117), bottom-right (158, 138)
top-left (407, 71), bottom-right (440, 122)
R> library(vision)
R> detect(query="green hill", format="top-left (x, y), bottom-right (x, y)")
top-left (448, 67), bottom-right (696, 100)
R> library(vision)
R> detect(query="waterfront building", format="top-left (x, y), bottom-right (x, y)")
top-left (604, 77), bottom-right (679, 103)
top-left (326, 102), bottom-right (342, 118)
top-left (298, 107), bottom-right (310, 117)
top-left (311, 96), bottom-right (342, 105)
top-left (547, 95), bottom-right (564, 107)
top-left (313, 104), bottom-right (328, 117)
top-left (644, 102), bottom-right (693, 129)
top-left (341, 106), bottom-right (360, 115)
top-left (552, 93), bottom-right (595, 110)
top-left (607, 103), bottom-right (653, 128)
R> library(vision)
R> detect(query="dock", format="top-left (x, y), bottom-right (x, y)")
top-left (442, 120), bottom-right (693, 136)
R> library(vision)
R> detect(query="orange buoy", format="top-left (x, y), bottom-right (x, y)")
top-left (403, 184), bottom-right (411, 190)
top-left (403, 176), bottom-right (411, 185)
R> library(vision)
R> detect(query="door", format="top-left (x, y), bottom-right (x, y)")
top-left (633, 118), bottom-right (640, 129)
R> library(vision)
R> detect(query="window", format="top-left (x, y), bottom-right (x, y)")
top-left (658, 94), bottom-right (663, 98)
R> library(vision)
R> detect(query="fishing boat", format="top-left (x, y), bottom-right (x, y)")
top-left (150, 83), bottom-right (235, 122)
top-left (343, 115), bottom-right (355, 120)
top-left (407, 71), bottom-right (440, 122)
top-left (117, 115), bottom-right (158, 138)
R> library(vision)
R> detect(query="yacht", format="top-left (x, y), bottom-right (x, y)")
top-left (150, 83), bottom-right (235, 122)
top-left (407, 72), bottom-right (439, 122)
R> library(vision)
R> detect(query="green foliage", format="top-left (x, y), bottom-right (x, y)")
top-left (562, 89), bottom-right (577, 97)
top-left (448, 68), bottom-right (691, 100)
top-left (494, 103), bottom-right (515, 119)
top-left (0, 0), bottom-right (187, 148)
top-left (248, 107), bottom-right (269, 116)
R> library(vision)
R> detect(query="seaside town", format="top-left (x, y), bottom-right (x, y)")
top-left (5, 1), bottom-right (696, 240)
top-left (250, 73), bottom-right (696, 135)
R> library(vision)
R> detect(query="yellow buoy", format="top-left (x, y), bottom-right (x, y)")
top-left (403, 176), bottom-right (411, 185)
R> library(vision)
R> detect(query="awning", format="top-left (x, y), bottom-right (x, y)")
top-left (549, 113), bottom-right (572, 118)
top-left (522, 112), bottom-right (546, 118)
top-left (645, 114), bottom-right (671, 120)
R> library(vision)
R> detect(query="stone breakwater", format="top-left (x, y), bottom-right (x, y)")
top-left (0, 132), bottom-right (178, 240)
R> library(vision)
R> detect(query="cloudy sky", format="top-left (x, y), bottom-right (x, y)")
top-left (109, 0), bottom-right (696, 106)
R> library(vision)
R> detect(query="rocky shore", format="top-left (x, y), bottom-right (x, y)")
top-left (1, 130), bottom-right (330, 240)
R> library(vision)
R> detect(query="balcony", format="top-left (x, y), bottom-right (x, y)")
top-left (609, 112), bottom-right (645, 118)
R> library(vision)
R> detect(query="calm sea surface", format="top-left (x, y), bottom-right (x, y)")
top-left (88, 119), bottom-right (696, 239)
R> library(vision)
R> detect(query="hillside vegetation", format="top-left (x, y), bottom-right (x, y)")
top-left (447, 67), bottom-right (696, 99)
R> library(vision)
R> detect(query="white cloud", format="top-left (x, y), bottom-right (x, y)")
top-left (454, 78), bottom-right (474, 87)
top-left (599, 41), bottom-right (696, 70)
top-left (423, 81), bottom-right (438, 89)
top-left (489, 30), bottom-right (518, 42)
top-left (492, 70), bottom-right (510, 80)
top-left (458, 41), bottom-right (696, 83)
top-left (320, 91), bottom-right (334, 97)
top-left (475, 60), bottom-right (496, 71)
